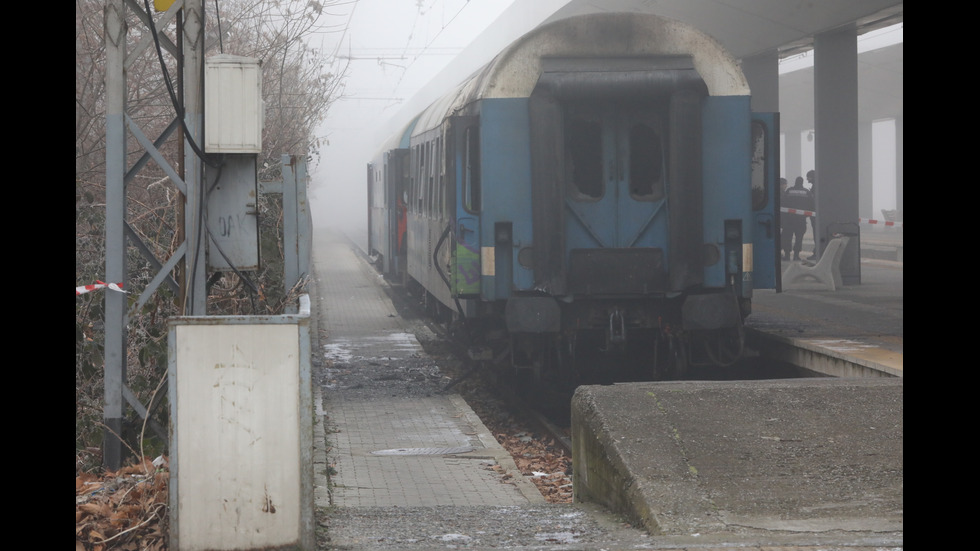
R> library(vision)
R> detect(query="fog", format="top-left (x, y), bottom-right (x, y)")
top-left (308, 2), bottom-right (902, 251)
top-left (308, 0), bottom-right (567, 251)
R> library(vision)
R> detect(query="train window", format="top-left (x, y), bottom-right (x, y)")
top-left (463, 126), bottom-right (481, 213)
top-left (439, 175), bottom-right (445, 217)
top-left (418, 144), bottom-right (426, 211)
top-left (425, 142), bottom-right (436, 216)
top-left (409, 177), bottom-right (416, 213)
top-left (751, 120), bottom-right (767, 210)
top-left (629, 122), bottom-right (664, 201)
top-left (436, 138), bottom-right (445, 218)
top-left (428, 176), bottom-right (435, 216)
top-left (412, 145), bottom-right (417, 207)
top-left (565, 118), bottom-right (603, 200)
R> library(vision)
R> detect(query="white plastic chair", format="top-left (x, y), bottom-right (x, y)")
top-left (782, 236), bottom-right (850, 291)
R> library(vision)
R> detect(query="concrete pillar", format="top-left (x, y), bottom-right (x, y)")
top-left (858, 122), bottom-right (873, 220)
top-left (813, 26), bottom-right (860, 284)
top-left (777, 78), bottom-right (806, 183)
top-left (895, 116), bottom-right (903, 214)
top-left (742, 51), bottom-right (779, 113)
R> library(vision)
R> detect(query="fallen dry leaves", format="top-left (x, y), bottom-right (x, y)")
top-left (447, 368), bottom-right (576, 504)
top-left (76, 457), bottom-right (169, 551)
top-left (495, 431), bottom-right (573, 503)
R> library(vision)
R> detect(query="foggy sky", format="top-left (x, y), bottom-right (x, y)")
top-left (309, 0), bottom-right (559, 249)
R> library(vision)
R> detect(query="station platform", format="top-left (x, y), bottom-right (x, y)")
top-left (571, 228), bottom-right (903, 548)
top-left (310, 228), bottom-right (662, 549)
top-left (750, 226), bottom-right (903, 377)
top-left (309, 228), bottom-right (542, 516)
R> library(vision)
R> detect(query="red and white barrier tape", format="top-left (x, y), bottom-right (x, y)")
top-left (76, 281), bottom-right (126, 296)
top-left (858, 218), bottom-right (903, 228)
top-left (779, 207), bottom-right (816, 217)
top-left (779, 208), bottom-right (903, 228)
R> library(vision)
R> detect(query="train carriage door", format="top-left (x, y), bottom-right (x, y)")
top-left (750, 112), bottom-right (780, 291)
top-left (450, 116), bottom-right (481, 296)
top-left (389, 148), bottom-right (410, 278)
top-left (563, 102), bottom-right (668, 250)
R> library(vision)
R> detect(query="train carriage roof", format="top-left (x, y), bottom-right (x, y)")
top-left (409, 12), bottom-right (750, 135)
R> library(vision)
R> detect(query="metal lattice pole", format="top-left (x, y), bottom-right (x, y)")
top-left (103, 0), bottom-right (128, 471)
top-left (101, 0), bottom-right (206, 470)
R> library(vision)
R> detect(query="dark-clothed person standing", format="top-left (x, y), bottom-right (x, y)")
top-left (781, 176), bottom-right (812, 261)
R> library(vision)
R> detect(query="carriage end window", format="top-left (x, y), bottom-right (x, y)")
top-left (629, 122), bottom-right (664, 201)
top-left (565, 118), bottom-right (603, 200)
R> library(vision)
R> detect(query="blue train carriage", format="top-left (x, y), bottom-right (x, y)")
top-left (368, 12), bottom-right (780, 381)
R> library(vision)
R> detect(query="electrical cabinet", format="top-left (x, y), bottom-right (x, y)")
top-left (204, 54), bottom-right (263, 153)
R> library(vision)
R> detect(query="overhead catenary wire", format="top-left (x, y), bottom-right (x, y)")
top-left (393, 0), bottom-right (474, 92)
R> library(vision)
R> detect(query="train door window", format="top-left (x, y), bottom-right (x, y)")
top-left (628, 120), bottom-right (665, 201)
top-left (750, 120), bottom-right (768, 210)
top-left (564, 116), bottom-right (603, 200)
top-left (463, 125), bottom-right (481, 213)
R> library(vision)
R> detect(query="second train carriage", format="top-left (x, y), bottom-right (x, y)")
top-left (367, 12), bottom-right (780, 383)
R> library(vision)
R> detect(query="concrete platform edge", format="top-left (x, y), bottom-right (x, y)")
top-left (313, 385), bottom-right (331, 510)
top-left (746, 327), bottom-right (903, 378)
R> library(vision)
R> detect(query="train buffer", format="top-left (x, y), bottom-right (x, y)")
top-left (782, 235), bottom-right (849, 291)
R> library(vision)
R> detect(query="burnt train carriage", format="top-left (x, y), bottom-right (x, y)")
top-left (367, 12), bottom-right (780, 382)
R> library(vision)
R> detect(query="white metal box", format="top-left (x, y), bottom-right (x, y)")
top-left (168, 297), bottom-right (314, 549)
top-left (205, 54), bottom-right (263, 153)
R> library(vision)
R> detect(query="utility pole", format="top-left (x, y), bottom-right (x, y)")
top-left (182, 0), bottom-right (207, 315)
top-left (102, 0), bottom-right (206, 470)
top-left (103, 0), bottom-right (128, 471)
